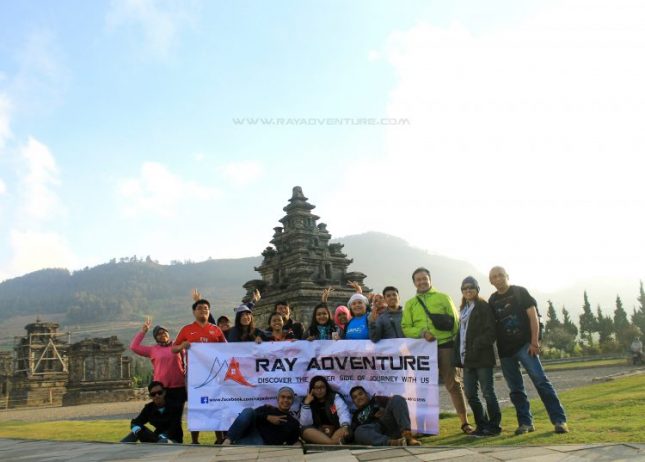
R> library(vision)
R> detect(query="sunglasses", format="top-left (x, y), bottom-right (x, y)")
top-left (461, 285), bottom-right (476, 291)
top-left (149, 390), bottom-right (165, 397)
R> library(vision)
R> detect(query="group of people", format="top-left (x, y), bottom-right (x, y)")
top-left (122, 265), bottom-right (569, 445)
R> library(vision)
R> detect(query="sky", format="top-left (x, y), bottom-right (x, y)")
top-left (0, 0), bottom-right (644, 294)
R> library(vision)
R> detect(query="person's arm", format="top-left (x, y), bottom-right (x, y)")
top-left (334, 394), bottom-right (352, 428)
top-left (299, 392), bottom-right (314, 426)
top-left (526, 306), bottom-right (540, 356)
top-left (130, 330), bottom-right (153, 357)
top-left (171, 327), bottom-right (190, 353)
top-left (130, 404), bottom-right (150, 430)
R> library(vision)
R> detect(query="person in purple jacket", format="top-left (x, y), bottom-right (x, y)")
top-left (130, 318), bottom-right (186, 442)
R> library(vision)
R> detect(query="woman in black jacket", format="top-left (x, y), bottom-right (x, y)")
top-left (453, 276), bottom-right (502, 436)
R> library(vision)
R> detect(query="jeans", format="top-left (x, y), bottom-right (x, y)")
top-left (463, 367), bottom-right (501, 432)
top-left (500, 343), bottom-right (567, 426)
top-left (227, 408), bottom-right (264, 445)
top-left (353, 395), bottom-right (411, 446)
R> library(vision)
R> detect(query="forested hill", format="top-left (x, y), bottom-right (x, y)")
top-left (0, 257), bottom-right (260, 324)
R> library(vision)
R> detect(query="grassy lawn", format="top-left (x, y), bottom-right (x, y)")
top-left (542, 358), bottom-right (627, 371)
top-left (0, 373), bottom-right (643, 446)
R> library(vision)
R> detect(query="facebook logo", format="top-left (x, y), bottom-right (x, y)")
top-left (200, 396), bottom-right (209, 404)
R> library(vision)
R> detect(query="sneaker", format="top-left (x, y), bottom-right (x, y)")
top-left (554, 423), bottom-right (569, 434)
top-left (388, 437), bottom-right (407, 446)
top-left (514, 424), bottom-right (535, 435)
top-left (402, 430), bottom-right (422, 446)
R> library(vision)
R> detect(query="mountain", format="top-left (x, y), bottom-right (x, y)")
top-left (0, 232), bottom-right (641, 348)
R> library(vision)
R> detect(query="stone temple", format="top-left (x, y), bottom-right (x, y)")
top-left (243, 186), bottom-right (368, 325)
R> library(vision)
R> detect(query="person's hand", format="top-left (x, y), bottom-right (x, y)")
top-left (142, 316), bottom-right (151, 333)
top-left (369, 309), bottom-right (380, 322)
top-left (303, 391), bottom-right (314, 405)
top-left (255, 336), bottom-right (263, 344)
top-left (528, 343), bottom-right (540, 357)
top-left (251, 289), bottom-right (261, 303)
top-left (306, 335), bottom-right (315, 341)
top-left (181, 341), bottom-right (191, 351)
top-left (347, 281), bottom-right (362, 294)
top-left (423, 331), bottom-right (436, 342)
top-left (191, 288), bottom-right (201, 302)
top-left (321, 287), bottom-right (333, 303)
top-left (267, 414), bottom-right (287, 425)
top-left (374, 409), bottom-right (384, 419)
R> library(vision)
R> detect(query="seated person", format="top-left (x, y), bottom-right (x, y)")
top-left (349, 386), bottom-right (421, 446)
top-left (300, 376), bottom-right (351, 444)
top-left (223, 387), bottom-right (300, 445)
top-left (120, 381), bottom-right (183, 444)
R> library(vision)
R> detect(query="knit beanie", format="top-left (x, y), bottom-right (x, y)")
top-left (461, 276), bottom-right (480, 292)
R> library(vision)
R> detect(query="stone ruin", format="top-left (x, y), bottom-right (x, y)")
top-left (0, 319), bottom-right (134, 408)
top-left (243, 186), bottom-right (369, 325)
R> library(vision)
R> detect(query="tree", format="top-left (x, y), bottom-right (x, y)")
top-left (614, 295), bottom-right (631, 348)
top-left (547, 326), bottom-right (577, 354)
top-left (579, 291), bottom-right (597, 344)
top-left (562, 307), bottom-right (578, 337)
top-left (545, 300), bottom-right (562, 336)
top-left (631, 280), bottom-right (645, 335)
top-left (596, 305), bottom-right (614, 344)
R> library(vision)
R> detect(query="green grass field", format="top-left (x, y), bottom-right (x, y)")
top-left (1, 373), bottom-right (643, 446)
top-left (542, 358), bottom-right (626, 371)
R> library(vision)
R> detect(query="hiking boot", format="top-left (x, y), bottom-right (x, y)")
top-left (402, 430), bottom-right (421, 446)
top-left (388, 437), bottom-right (407, 446)
top-left (514, 424), bottom-right (535, 435)
top-left (554, 423), bottom-right (569, 434)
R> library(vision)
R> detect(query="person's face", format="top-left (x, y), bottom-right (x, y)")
top-left (350, 300), bottom-right (366, 316)
top-left (270, 314), bottom-right (284, 331)
top-left (351, 388), bottom-right (369, 409)
top-left (489, 267), bottom-right (509, 291)
top-left (276, 304), bottom-right (290, 320)
top-left (413, 271), bottom-right (431, 293)
top-left (217, 319), bottom-right (230, 332)
top-left (461, 284), bottom-right (479, 302)
top-left (383, 290), bottom-right (400, 310)
top-left (240, 311), bottom-right (252, 326)
top-left (149, 386), bottom-right (166, 406)
top-left (154, 329), bottom-right (169, 345)
top-left (311, 380), bottom-right (327, 400)
top-left (277, 390), bottom-right (294, 412)
top-left (193, 303), bottom-right (210, 322)
top-left (315, 308), bottom-right (330, 325)
top-left (337, 312), bottom-right (348, 324)
top-left (372, 294), bottom-right (386, 311)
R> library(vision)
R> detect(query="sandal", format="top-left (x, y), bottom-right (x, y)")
top-left (461, 423), bottom-right (475, 435)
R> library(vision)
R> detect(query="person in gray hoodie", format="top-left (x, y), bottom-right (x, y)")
top-left (370, 286), bottom-right (405, 342)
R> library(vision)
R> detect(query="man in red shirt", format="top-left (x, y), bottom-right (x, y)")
top-left (172, 298), bottom-right (226, 443)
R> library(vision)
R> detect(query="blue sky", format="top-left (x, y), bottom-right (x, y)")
top-left (1, 0), bottom-right (644, 295)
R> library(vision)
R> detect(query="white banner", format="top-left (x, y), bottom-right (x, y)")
top-left (187, 339), bottom-right (439, 434)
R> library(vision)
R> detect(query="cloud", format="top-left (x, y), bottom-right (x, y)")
top-left (106, 0), bottom-right (197, 58)
top-left (8, 230), bottom-right (78, 276)
top-left (118, 161), bottom-right (221, 217)
top-left (220, 160), bottom-right (264, 187)
top-left (18, 137), bottom-right (64, 221)
top-left (0, 93), bottom-right (11, 150)
top-left (330, 0), bottom-right (645, 289)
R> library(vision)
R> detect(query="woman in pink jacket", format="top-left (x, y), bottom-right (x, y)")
top-left (130, 317), bottom-right (187, 436)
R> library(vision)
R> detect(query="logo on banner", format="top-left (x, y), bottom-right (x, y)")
top-left (200, 396), bottom-right (209, 404)
top-left (194, 357), bottom-right (254, 388)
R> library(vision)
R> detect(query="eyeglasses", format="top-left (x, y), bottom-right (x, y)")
top-left (149, 390), bottom-right (164, 397)
top-left (461, 286), bottom-right (476, 291)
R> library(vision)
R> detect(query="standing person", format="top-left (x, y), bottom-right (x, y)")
top-left (488, 266), bottom-right (568, 434)
top-left (265, 312), bottom-right (296, 341)
top-left (172, 298), bottom-right (227, 444)
top-left (223, 387), bottom-right (301, 445)
top-left (121, 381), bottom-right (183, 444)
top-left (227, 305), bottom-right (266, 343)
top-left (333, 305), bottom-right (352, 336)
top-left (299, 376), bottom-right (351, 444)
top-left (129, 318), bottom-right (186, 442)
top-left (401, 267), bottom-right (473, 434)
top-left (349, 386), bottom-right (421, 446)
top-left (216, 316), bottom-right (231, 340)
top-left (370, 286), bottom-right (405, 342)
top-left (305, 304), bottom-right (339, 340)
top-left (453, 277), bottom-right (502, 437)
top-left (274, 301), bottom-right (305, 340)
top-left (342, 293), bottom-right (370, 340)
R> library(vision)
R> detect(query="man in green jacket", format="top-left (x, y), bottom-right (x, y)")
top-left (402, 267), bottom-right (473, 435)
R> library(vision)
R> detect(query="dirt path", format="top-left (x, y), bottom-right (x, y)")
top-left (0, 364), bottom-right (636, 423)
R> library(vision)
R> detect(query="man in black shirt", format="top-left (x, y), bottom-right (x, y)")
top-left (223, 387), bottom-right (300, 445)
top-left (488, 266), bottom-right (568, 435)
top-left (120, 381), bottom-right (183, 443)
top-left (274, 301), bottom-right (304, 339)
